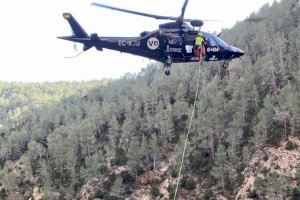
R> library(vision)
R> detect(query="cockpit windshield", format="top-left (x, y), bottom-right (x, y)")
top-left (204, 32), bottom-right (229, 48)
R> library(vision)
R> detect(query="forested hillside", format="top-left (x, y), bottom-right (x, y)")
top-left (0, 0), bottom-right (299, 199)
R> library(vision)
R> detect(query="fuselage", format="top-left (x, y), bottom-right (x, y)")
top-left (58, 13), bottom-right (244, 65)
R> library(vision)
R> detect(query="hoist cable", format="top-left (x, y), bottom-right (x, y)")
top-left (64, 51), bottom-right (85, 59)
top-left (173, 60), bottom-right (202, 200)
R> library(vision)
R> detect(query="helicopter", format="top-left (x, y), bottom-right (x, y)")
top-left (58, 0), bottom-right (245, 75)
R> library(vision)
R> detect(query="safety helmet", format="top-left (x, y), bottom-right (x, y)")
top-left (198, 32), bottom-right (203, 36)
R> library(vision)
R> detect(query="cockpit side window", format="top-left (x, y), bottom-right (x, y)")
top-left (203, 33), bottom-right (229, 48)
top-left (207, 37), bottom-right (217, 46)
top-left (214, 36), bottom-right (229, 48)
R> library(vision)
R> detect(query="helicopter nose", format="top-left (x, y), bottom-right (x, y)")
top-left (230, 46), bottom-right (244, 58)
top-left (236, 48), bottom-right (244, 57)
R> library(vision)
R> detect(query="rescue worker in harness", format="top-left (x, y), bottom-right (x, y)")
top-left (194, 32), bottom-right (206, 60)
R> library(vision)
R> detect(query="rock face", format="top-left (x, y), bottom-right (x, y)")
top-left (78, 178), bottom-right (105, 200)
top-left (235, 137), bottom-right (300, 200)
top-left (76, 137), bottom-right (299, 200)
top-left (31, 187), bottom-right (42, 200)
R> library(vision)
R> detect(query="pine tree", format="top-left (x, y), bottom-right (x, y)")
top-left (149, 133), bottom-right (160, 170)
top-left (109, 116), bottom-right (120, 141)
top-left (141, 134), bottom-right (149, 163)
top-left (109, 177), bottom-right (125, 199)
top-left (212, 144), bottom-right (227, 193)
top-left (274, 84), bottom-right (293, 140)
top-left (127, 137), bottom-right (142, 178)
top-left (174, 135), bottom-right (191, 171)
top-left (80, 150), bottom-right (105, 179)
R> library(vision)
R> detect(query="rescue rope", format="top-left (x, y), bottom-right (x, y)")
top-left (64, 51), bottom-right (85, 59)
top-left (173, 60), bottom-right (202, 200)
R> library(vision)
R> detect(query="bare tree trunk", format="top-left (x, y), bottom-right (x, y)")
top-left (284, 115), bottom-right (287, 140)
top-left (270, 70), bottom-right (278, 94)
top-left (221, 166), bottom-right (225, 194)
top-left (153, 154), bottom-right (156, 171)
top-left (210, 133), bottom-right (215, 160)
top-left (87, 143), bottom-right (91, 157)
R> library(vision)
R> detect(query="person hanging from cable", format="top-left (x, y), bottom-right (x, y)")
top-left (194, 32), bottom-right (206, 61)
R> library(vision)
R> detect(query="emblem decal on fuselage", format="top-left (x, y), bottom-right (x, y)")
top-left (147, 37), bottom-right (159, 50)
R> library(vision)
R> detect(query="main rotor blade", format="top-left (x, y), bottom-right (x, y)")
top-left (184, 18), bottom-right (220, 22)
top-left (91, 2), bottom-right (178, 20)
top-left (180, 0), bottom-right (189, 20)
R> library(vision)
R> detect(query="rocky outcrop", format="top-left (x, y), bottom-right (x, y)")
top-left (235, 137), bottom-right (300, 200)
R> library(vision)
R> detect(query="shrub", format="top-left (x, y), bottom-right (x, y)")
top-left (103, 173), bottom-right (116, 191)
top-left (247, 190), bottom-right (258, 198)
top-left (31, 160), bottom-right (41, 175)
top-left (72, 179), bottom-right (83, 192)
top-left (207, 175), bottom-right (218, 187)
top-left (124, 185), bottom-right (132, 195)
top-left (150, 183), bottom-right (160, 197)
top-left (137, 166), bottom-right (145, 176)
top-left (292, 187), bottom-right (300, 200)
top-left (113, 148), bottom-right (127, 166)
top-left (189, 149), bottom-right (211, 175)
top-left (203, 188), bottom-right (214, 200)
top-left (286, 141), bottom-right (298, 150)
top-left (262, 154), bottom-right (269, 161)
top-left (180, 176), bottom-right (196, 190)
top-left (171, 169), bottom-right (178, 178)
top-left (260, 167), bottom-right (269, 175)
top-left (15, 176), bottom-right (24, 187)
top-left (121, 171), bottom-right (135, 184)
top-left (180, 176), bottom-right (187, 188)
top-left (185, 179), bottom-right (196, 190)
top-left (94, 188), bottom-right (105, 199)
top-left (167, 184), bottom-right (175, 200)
top-left (274, 164), bottom-right (280, 170)
top-left (0, 187), bottom-right (7, 199)
top-left (267, 126), bottom-right (283, 146)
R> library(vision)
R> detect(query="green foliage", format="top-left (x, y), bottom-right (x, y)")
top-left (113, 147), bottom-right (127, 166)
top-left (247, 190), bottom-right (258, 198)
top-left (167, 184), bottom-right (175, 200)
top-left (180, 176), bottom-right (196, 190)
top-left (149, 133), bottom-right (160, 170)
top-left (286, 141), bottom-right (298, 150)
top-left (94, 188), bottom-right (105, 199)
top-left (80, 150), bottom-right (105, 179)
top-left (171, 169), bottom-right (178, 178)
top-left (260, 167), bottom-right (269, 176)
top-left (109, 177), bottom-right (125, 199)
top-left (127, 137), bottom-right (142, 177)
top-left (150, 180), bottom-right (160, 198)
top-left (292, 187), bottom-right (300, 200)
top-left (0, 187), bottom-right (7, 199)
top-left (262, 153), bottom-right (269, 161)
top-left (267, 124), bottom-right (284, 145)
top-left (254, 172), bottom-right (289, 199)
top-left (120, 171), bottom-right (135, 184)
top-left (137, 166), bottom-right (145, 176)
top-left (203, 188), bottom-right (214, 200)
top-left (189, 148), bottom-right (212, 176)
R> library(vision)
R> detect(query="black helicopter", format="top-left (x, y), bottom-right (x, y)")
top-left (58, 0), bottom-right (245, 75)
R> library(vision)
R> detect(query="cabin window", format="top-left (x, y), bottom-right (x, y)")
top-left (185, 45), bottom-right (193, 53)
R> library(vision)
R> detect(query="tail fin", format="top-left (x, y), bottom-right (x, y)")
top-left (62, 13), bottom-right (88, 38)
